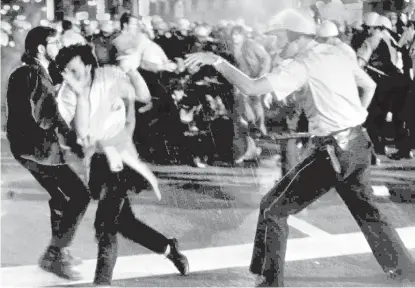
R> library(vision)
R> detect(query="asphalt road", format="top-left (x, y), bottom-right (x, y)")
top-left (1, 138), bottom-right (415, 287)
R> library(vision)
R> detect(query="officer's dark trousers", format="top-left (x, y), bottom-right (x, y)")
top-left (16, 158), bottom-right (90, 248)
top-left (89, 154), bottom-right (170, 285)
top-left (249, 127), bottom-right (414, 286)
top-left (365, 73), bottom-right (409, 153)
top-left (394, 79), bottom-right (415, 154)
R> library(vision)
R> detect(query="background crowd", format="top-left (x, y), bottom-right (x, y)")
top-left (2, 1), bottom-right (415, 168)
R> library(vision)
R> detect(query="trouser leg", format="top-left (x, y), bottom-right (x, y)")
top-left (18, 159), bottom-right (90, 248)
top-left (93, 170), bottom-right (126, 285)
top-left (118, 198), bottom-right (169, 254)
top-left (337, 169), bottom-right (415, 274)
top-left (250, 149), bottom-right (338, 286)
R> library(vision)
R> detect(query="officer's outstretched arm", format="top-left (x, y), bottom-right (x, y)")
top-left (214, 60), bottom-right (274, 97)
top-left (213, 57), bottom-right (308, 106)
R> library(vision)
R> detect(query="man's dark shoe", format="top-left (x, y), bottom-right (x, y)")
top-left (38, 246), bottom-right (81, 280)
top-left (256, 276), bottom-right (282, 287)
top-left (166, 238), bottom-right (189, 276)
top-left (387, 268), bottom-right (415, 282)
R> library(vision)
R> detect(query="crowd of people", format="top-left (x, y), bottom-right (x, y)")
top-left (5, 4), bottom-right (415, 287)
top-left (49, 8), bottom-right (415, 169)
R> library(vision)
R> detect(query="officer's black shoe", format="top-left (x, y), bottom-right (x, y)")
top-left (388, 150), bottom-right (413, 160)
top-left (166, 238), bottom-right (189, 276)
top-left (255, 276), bottom-right (282, 287)
top-left (38, 246), bottom-right (81, 280)
top-left (387, 268), bottom-right (415, 282)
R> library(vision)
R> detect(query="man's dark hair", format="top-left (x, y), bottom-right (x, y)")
top-left (62, 20), bottom-right (73, 32)
top-left (230, 25), bottom-right (245, 36)
top-left (21, 26), bottom-right (57, 64)
top-left (55, 44), bottom-right (98, 78)
top-left (120, 12), bottom-right (136, 30)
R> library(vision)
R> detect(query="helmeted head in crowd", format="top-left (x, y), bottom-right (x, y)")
top-left (265, 8), bottom-right (317, 59)
top-left (316, 19), bottom-right (339, 42)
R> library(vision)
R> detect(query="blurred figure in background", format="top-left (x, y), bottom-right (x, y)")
top-left (357, 12), bottom-right (409, 158)
top-left (60, 20), bottom-right (87, 47)
top-left (90, 20), bottom-right (116, 66)
top-left (230, 25), bottom-right (271, 164)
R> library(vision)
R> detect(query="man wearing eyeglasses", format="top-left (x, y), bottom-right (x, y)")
top-left (6, 26), bottom-right (90, 280)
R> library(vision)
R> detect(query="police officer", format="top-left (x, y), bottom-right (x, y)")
top-left (317, 20), bottom-right (358, 63)
top-left (357, 13), bottom-right (410, 157)
top-left (185, 8), bottom-right (415, 287)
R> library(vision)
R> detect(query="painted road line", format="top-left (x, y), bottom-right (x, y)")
top-left (1, 227), bottom-right (414, 287)
top-left (288, 216), bottom-right (332, 238)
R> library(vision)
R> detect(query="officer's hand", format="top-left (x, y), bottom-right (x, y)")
top-left (164, 62), bottom-right (178, 72)
top-left (184, 52), bottom-right (220, 71)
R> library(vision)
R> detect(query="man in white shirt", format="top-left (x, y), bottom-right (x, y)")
top-left (185, 8), bottom-right (415, 287)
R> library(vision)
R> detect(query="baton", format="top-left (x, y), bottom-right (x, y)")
top-left (366, 65), bottom-right (389, 77)
top-left (257, 132), bottom-right (312, 141)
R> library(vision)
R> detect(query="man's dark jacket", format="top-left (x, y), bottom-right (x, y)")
top-left (6, 61), bottom-right (77, 165)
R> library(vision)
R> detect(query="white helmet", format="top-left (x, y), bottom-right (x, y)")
top-left (177, 18), bottom-right (190, 30)
top-left (377, 15), bottom-right (392, 30)
top-left (317, 20), bottom-right (339, 38)
top-left (363, 12), bottom-right (379, 27)
top-left (265, 8), bottom-right (317, 35)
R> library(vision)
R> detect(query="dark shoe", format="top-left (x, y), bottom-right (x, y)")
top-left (256, 276), bottom-right (282, 287)
top-left (388, 150), bottom-right (413, 160)
top-left (388, 268), bottom-right (415, 282)
top-left (166, 238), bottom-right (189, 276)
top-left (38, 246), bottom-right (81, 280)
top-left (62, 248), bottom-right (83, 265)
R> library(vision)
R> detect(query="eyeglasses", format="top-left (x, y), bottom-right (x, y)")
top-left (47, 39), bottom-right (61, 46)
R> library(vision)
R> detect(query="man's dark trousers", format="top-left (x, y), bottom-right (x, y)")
top-left (16, 157), bottom-right (90, 248)
top-left (249, 126), bottom-right (414, 286)
top-left (89, 154), bottom-right (171, 285)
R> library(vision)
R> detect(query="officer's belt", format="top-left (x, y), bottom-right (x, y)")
top-left (311, 125), bottom-right (362, 174)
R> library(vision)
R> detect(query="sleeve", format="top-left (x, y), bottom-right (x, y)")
top-left (351, 61), bottom-right (376, 91)
top-left (118, 50), bottom-right (142, 73)
top-left (265, 59), bottom-right (308, 102)
top-left (23, 67), bottom-right (61, 130)
top-left (140, 42), bottom-right (169, 72)
top-left (56, 82), bottom-right (78, 126)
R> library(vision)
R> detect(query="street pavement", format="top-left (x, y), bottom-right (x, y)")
top-left (1, 138), bottom-right (415, 287)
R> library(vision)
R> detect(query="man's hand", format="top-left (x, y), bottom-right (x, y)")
top-left (62, 68), bottom-right (89, 96)
top-left (184, 52), bottom-right (221, 71)
top-left (138, 101), bottom-right (153, 113)
top-left (164, 62), bottom-right (178, 72)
